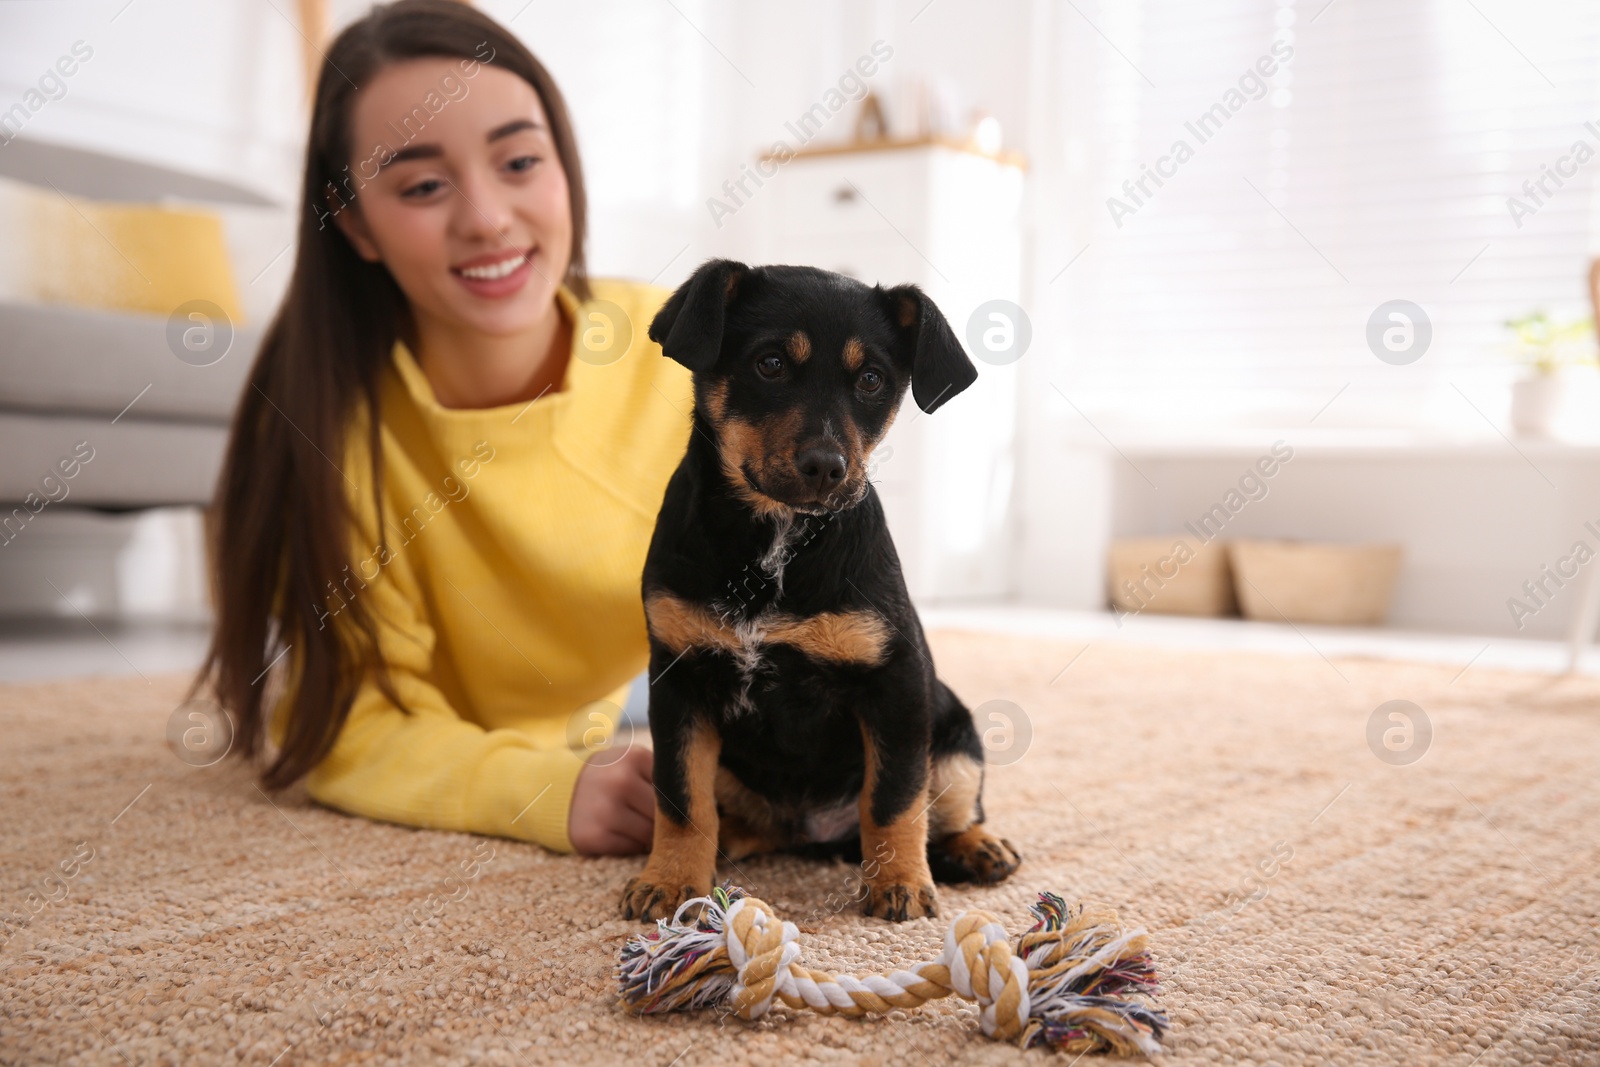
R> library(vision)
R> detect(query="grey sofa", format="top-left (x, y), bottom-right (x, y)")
top-left (0, 299), bottom-right (261, 507)
top-left (0, 136), bottom-right (288, 510)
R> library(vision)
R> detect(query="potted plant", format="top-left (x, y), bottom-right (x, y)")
top-left (1504, 310), bottom-right (1598, 438)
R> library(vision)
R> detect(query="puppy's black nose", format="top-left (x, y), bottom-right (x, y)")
top-left (795, 444), bottom-right (847, 495)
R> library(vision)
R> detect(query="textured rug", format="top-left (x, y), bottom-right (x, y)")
top-left (2, 629), bottom-right (1597, 1066)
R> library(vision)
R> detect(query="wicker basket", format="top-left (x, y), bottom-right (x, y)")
top-left (1229, 539), bottom-right (1403, 626)
top-left (1107, 536), bottom-right (1237, 617)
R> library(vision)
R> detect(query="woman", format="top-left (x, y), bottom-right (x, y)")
top-left (188, 0), bottom-right (688, 857)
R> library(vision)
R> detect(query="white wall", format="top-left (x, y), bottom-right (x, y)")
top-left (5, 0), bottom-right (1597, 638)
top-left (0, 0), bottom-right (306, 202)
top-left (1102, 440), bottom-right (1600, 641)
top-left (11, 0), bottom-right (1599, 417)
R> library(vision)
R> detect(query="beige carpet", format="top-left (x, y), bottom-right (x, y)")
top-left (3, 630), bottom-right (1597, 1066)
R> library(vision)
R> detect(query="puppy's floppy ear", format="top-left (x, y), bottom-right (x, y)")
top-left (648, 258), bottom-right (750, 372)
top-left (878, 284), bottom-right (978, 414)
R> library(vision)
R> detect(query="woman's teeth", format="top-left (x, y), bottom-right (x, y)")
top-left (457, 252), bottom-right (529, 280)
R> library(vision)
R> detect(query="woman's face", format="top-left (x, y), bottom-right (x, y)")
top-left (335, 57), bottom-right (573, 337)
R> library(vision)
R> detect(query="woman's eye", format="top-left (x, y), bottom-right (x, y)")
top-left (401, 178), bottom-right (443, 199)
top-left (507, 155), bottom-right (541, 174)
top-left (858, 369), bottom-right (883, 393)
top-left (756, 354), bottom-right (784, 378)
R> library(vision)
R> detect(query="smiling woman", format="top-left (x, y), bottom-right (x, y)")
top-left (332, 55), bottom-right (579, 409)
top-left (188, 0), bottom-right (693, 858)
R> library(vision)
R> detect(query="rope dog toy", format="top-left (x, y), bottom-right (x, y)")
top-left (616, 882), bottom-right (1169, 1056)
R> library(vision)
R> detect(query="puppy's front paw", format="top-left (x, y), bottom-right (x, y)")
top-left (619, 873), bottom-right (708, 923)
top-left (862, 879), bottom-right (938, 922)
top-left (930, 827), bottom-right (1022, 885)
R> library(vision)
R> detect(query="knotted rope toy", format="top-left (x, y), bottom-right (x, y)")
top-left (616, 882), bottom-right (1169, 1056)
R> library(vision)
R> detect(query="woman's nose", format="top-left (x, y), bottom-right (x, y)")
top-left (449, 166), bottom-right (516, 244)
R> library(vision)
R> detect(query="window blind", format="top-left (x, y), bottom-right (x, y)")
top-left (1039, 0), bottom-right (1600, 431)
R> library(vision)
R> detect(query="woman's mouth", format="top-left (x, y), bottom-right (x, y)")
top-left (451, 246), bottom-right (536, 298)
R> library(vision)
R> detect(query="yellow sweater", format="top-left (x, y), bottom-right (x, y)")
top-left (269, 277), bottom-right (694, 853)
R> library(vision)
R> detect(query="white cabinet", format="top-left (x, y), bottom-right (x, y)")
top-left (759, 141), bottom-right (1026, 603)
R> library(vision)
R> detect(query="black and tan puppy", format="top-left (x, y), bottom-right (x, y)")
top-left (619, 259), bottom-right (1021, 924)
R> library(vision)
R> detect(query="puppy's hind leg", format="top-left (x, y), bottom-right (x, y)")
top-left (925, 678), bottom-right (1022, 885)
top-left (714, 766), bottom-right (793, 862)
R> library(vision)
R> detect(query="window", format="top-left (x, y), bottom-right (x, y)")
top-left (1039, 0), bottom-right (1600, 432)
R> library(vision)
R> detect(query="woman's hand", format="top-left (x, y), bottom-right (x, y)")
top-left (567, 745), bottom-right (656, 856)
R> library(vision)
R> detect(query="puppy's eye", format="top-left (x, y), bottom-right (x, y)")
top-left (756, 354), bottom-right (784, 379)
top-left (858, 369), bottom-right (883, 393)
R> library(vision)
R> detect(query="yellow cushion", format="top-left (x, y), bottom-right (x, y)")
top-left (0, 176), bottom-right (243, 323)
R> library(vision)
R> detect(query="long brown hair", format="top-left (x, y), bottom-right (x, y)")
top-left (187, 0), bottom-right (591, 790)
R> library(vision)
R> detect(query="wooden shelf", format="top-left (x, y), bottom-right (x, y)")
top-left (760, 135), bottom-right (1027, 171)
